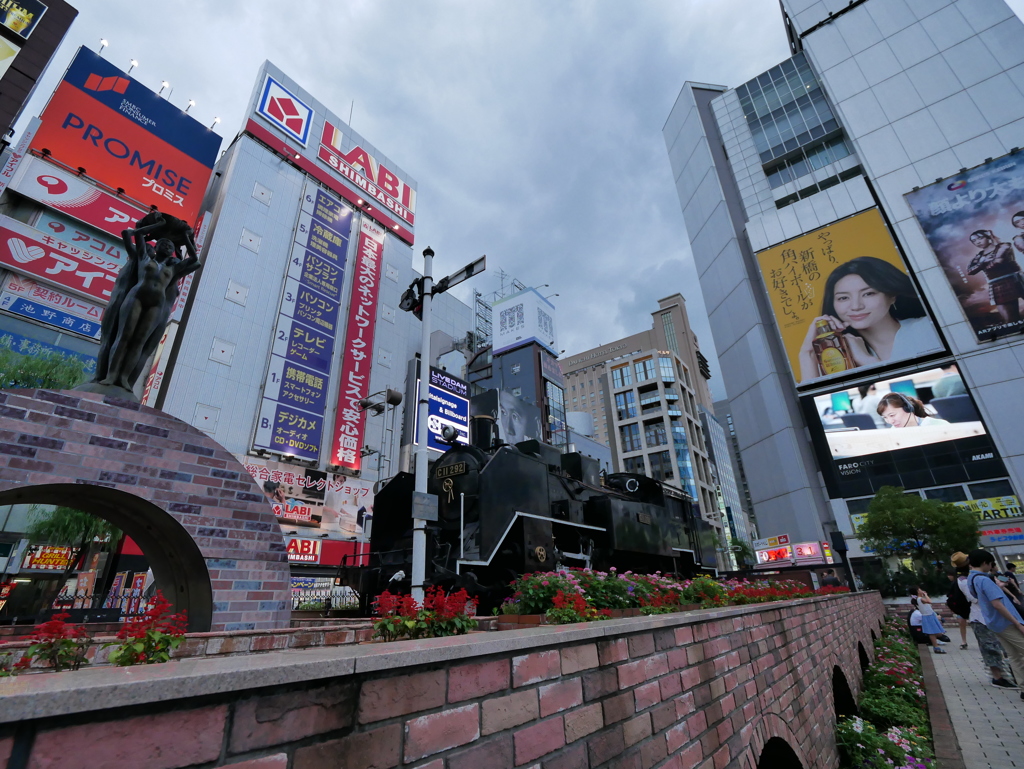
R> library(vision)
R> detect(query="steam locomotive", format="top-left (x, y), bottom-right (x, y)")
top-left (338, 418), bottom-right (719, 611)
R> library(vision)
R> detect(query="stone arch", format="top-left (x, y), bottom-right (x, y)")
top-left (745, 712), bottom-right (810, 769)
top-left (870, 628), bottom-right (877, 641)
top-left (858, 641), bottom-right (871, 672)
top-left (832, 664), bottom-right (857, 720)
top-left (0, 389), bottom-right (289, 631)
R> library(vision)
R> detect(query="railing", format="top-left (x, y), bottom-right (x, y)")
top-left (291, 587), bottom-right (360, 612)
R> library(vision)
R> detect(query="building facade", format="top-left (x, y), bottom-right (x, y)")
top-left (665, 0), bottom-right (1024, 563)
top-left (560, 295), bottom-right (728, 536)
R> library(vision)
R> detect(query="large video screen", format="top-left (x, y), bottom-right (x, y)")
top-left (756, 209), bottom-right (945, 388)
top-left (805, 366), bottom-right (1005, 497)
top-left (905, 152), bottom-right (1024, 342)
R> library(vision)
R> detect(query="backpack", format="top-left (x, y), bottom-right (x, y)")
top-left (946, 584), bottom-right (971, 620)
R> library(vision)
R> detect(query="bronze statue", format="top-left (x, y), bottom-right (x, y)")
top-left (79, 210), bottom-right (201, 399)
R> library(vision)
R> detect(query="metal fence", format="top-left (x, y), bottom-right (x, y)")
top-left (291, 587), bottom-right (360, 612)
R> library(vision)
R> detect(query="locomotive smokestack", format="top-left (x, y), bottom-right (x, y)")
top-left (470, 414), bottom-right (496, 450)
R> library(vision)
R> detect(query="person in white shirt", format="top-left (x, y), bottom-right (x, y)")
top-left (876, 393), bottom-right (949, 429)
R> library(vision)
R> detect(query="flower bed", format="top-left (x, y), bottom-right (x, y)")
top-left (498, 569), bottom-right (848, 625)
top-left (837, 618), bottom-right (933, 769)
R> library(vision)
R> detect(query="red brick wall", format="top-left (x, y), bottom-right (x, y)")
top-left (0, 389), bottom-right (290, 631)
top-left (0, 593), bottom-right (884, 769)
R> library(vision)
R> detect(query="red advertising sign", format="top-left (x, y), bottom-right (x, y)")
top-left (0, 116), bottom-right (39, 195)
top-left (0, 216), bottom-right (119, 302)
top-left (331, 219), bottom-right (386, 471)
top-left (22, 545), bottom-right (78, 570)
top-left (11, 155), bottom-right (148, 239)
top-left (319, 121), bottom-right (416, 225)
top-left (287, 537), bottom-right (322, 564)
top-left (30, 47), bottom-right (220, 224)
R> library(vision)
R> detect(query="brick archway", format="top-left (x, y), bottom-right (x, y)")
top-left (0, 389), bottom-right (289, 631)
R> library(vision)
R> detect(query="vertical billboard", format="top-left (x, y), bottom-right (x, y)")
top-left (253, 181), bottom-right (353, 461)
top-left (905, 153), bottom-right (1024, 341)
top-left (330, 219), bottom-right (385, 472)
top-left (492, 288), bottom-right (558, 356)
top-left (30, 47), bottom-right (221, 224)
top-left (756, 209), bottom-right (944, 387)
top-left (413, 367), bottom-right (470, 452)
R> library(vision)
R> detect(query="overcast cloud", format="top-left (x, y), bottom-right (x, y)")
top-left (17, 1), bottom-right (1024, 401)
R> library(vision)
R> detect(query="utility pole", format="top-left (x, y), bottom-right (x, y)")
top-left (402, 249), bottom-right (486, 601)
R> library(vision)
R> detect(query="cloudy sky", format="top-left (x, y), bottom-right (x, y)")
top-left (16, 0), bottom-right (1024, 400)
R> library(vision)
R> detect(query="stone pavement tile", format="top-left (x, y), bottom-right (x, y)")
top-left (929, 642), bottom-right (1024, 769)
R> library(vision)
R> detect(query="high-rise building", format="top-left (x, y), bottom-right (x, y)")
top-left (560, 295), bottom-right (723, 534)
top-left (666, 0), bottom-right (1024, 565)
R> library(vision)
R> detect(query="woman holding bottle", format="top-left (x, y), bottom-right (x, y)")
top-left (797, 257), bottom-right (940, 383)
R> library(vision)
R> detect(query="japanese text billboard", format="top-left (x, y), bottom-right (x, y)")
top-left (905, 153), bottom-right (1024, 341)
top-left (756, 209), bottom-right (943, 387)
top-left (0, 273), bottom-right (102, 339)
top-left (331, 218), bottom-right (386, 471)
top-left (244, 458), bottom-right (374, 541)
top-left (492, 288), bottom-right (558, 356)
top-left (253, 181), bottom-right (352, 462)
top-left (0, 214), bottom-right (119, 303)
top-left (10, 155), bottom-right (148, 239)
top-left (30, 47), bottom-right (221, 223)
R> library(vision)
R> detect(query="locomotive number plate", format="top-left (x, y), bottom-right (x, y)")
top-left (436, 462), bottom-right (466, 478)
top-left (636, 512), bottom-right (652, 525)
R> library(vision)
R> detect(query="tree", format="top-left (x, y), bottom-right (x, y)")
top-left (858, 486), bottom-right (979, 565)
top-left (0, 347), bottom-right (90, 389)
top-left (732, 539), bottom-right (757, 568)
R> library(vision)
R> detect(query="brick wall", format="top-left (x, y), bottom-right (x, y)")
top-left (0, 592), bottom-right (885, 769)
top-left (0, 389), bottom-right (290, 632)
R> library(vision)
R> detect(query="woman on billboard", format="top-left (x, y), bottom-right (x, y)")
top-left (875, 393), bottom-right (949, 429)
top-left (798, 257), bottom-right (939, 383)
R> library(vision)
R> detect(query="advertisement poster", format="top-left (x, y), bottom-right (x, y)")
top-left (0, 215), bottom-right (120, 303)
top-left (413, 366), bottom-right (470, 452)
top-left (470, 389), bottom-right (544, 445)
top-left (756, 209), bottom-right (943, 387)
top-left (954, 496), bottom-right (1021, 522)
top-left (331, 218), bottom-right (385, 471)
top-left (36, 209), bottom-right (127, 265)
top-left (244, 458), bottom-right (374, 541)
top-left (30, 47), bottom-right (221, 223)
top-left (253, 183), bottom-right (352, 462)
top-left (492, 288), bottom-right (558, 356)
top-left (806, 366), bottom-right (1004, 497)
top-left (10, 155), bottom-right (148, 239)
top-left (905, 153), bottom-right (1024, 341)
top-left (0, 0), bottom-right (45, 38)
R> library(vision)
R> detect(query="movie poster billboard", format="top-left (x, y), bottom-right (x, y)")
top-left (470, 389), bottom-right (544, 445)
top-left (905, 154), bottom-right (1024, 341)
top-left (804, 365), bottom-right (1004, 497)
top-left (30, 47), bottom-right (221, 224)
top-left (244, 458), bottom-right (373, 541)
top-left (756, 209), bottom-right (944, 387)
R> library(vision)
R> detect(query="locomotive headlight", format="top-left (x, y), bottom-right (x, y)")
top-left (441, 425), bottom-right (459, 442)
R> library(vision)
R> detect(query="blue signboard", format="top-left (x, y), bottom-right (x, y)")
top-left (1, 296), bottom-right (101, 339)
top-left (415, 367), bottom-right (471, 452)
top-left (253, 184), bottom-right (352, 462)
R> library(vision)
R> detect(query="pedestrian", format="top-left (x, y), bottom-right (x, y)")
top-left (1003, 562), bottom-right (1023, 604)
top-left (912, 587), bottom-right (947, 653)
top-left (952, 552), bottom-right (1015, 689)
top-left (967, 549), bottom-right (1024, 699)
top-left (820, 569), bottom-right (842, 588)
top-left (945, 568), bottom-right (970, 649)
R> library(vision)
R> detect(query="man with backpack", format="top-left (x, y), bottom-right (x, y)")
top-left (968, 549), bottom-right (1024, 698)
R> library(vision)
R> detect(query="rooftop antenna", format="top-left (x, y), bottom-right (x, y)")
top-left (348, 100), bottom-right (354, 127)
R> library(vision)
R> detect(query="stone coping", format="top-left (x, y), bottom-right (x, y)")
top-left (0, 593), bottom-right (874, 724)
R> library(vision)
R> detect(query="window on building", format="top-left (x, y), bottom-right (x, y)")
top-left (612, 365), bottom-right (632, 388)
top-left (644, 420), bottom-right (668, 448)
top-left (634, 358), bottom-right (656, 383)
top-left (620, 423), bottom-right (642, 453)
top-left (661, 312), bottom-right (679, 356)
top-left (546, 381), bottom-right (566, 427)
top-left (649, 450), bottom-right (674, 482)
top-left (679, 362), bottom-right (691, 388)
top-left (968, 480), bottom-right (1015, 500)
top-left (639, 388), bottom-right (662, 416)
top-left (659, 357), bottom-right (675, 383)
top-left (615, 391), bottom-right (637, 420)
top-left (924, 486), bottom-right (968, 503)
top-left (623, 456), bottom-right (646, 475)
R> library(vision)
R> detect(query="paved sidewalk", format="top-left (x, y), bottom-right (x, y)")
top-left (930, 641), bottom-right (1024, 768)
